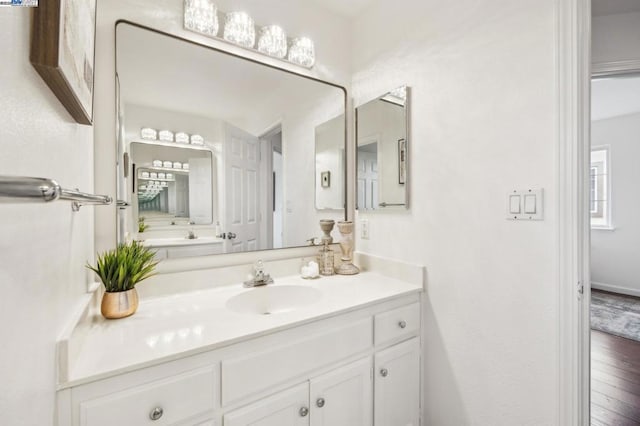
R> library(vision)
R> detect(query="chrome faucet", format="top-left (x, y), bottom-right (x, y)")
top-left (243, 260), bottom-right (274, 287)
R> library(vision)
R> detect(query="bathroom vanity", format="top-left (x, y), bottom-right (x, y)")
top-left (56, 257), bottom-right (424, 426)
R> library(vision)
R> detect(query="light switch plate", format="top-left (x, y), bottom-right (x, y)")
top-left (360, 219), bottom-right (369, 239)
top-left (507, 189), bottom-right (543, 220)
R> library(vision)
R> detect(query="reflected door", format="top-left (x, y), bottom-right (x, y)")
top-left (357, 145), bottom-right (378, 210)
top-left (224, 124), bottom-right (261, 253)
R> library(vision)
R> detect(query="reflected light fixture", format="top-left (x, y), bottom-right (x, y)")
top-left (223, 11), bottom-right (256, 48)
top-left (184, 0), bottom-right (219, 37)
top-left (257, 25), bottom-right (287, 59)
top-left (288, 37), bottom-right (315, 67)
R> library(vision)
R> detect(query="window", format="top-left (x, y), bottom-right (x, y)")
top-left (590, 147), bottom-right (611, 228)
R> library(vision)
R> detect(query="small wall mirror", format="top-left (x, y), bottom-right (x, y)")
top-left (116, 22), bottom-right (346, 259)
top-left (356, 86), bottom-right (409, 210)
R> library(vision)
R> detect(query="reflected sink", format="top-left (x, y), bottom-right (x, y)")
top-left (226, 285), bottom-right (322, 315)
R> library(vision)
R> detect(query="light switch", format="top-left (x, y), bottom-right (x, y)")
top-left (509, 195), bottom-right (521, 214)
top-left (524, 194), bottom-right (536, 214)
top-left (507, 188), bottom-right (544, 220)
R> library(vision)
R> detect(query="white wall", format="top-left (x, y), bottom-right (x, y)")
top-left (352, 1), bottom-right (559, 425)
top-left (0, 9), bottom-right (95, 426)
top-left (592, 11), bottom-right (640, 65)
top-left (591, 112), bottom-right (640, 297)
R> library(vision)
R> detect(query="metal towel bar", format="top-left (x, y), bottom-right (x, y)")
top-left (0, 176), bottom-right (112, 211)
top-left (378, 202), bottom-right (406, 207)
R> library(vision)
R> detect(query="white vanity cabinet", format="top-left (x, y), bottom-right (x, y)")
top-left (60, 294), bottom-right (422, 426)
top-left (223, 383), bottom-right (309, 426)
top-left (224, 357), bottom-right (373, 426)
top-left (68, 360), bottom-right (219, 426)
top-left (374, 338), bottom-right (421, 426)
top-left (309, 357), bottom-right (373, 426)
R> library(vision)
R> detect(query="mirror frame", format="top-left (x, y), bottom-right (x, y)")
top-left (114, 20), bottom-right (349, 256)
top-left (355, 85), bottom-right (410, 211)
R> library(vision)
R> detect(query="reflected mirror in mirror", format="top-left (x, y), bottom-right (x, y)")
top-left (131, 141), bottom-right (214, 225)
top-left (356, 86), bottom-right (409, 210)
top-left (116, 22), bottom-right (346, 258)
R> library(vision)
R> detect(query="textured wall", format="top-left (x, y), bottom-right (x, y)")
top-left (0, 8), bottom-right (95, 426)
top-left (352, 1), bottom-right (559, 425)
top-left (592, 11), bottom-right (640, 65)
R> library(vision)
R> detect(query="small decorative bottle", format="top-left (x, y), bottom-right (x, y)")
top-left (318, 240), bottom-right (335, 276)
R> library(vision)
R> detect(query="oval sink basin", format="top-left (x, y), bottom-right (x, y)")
top-left (226, 285), bottom-right (322, 315)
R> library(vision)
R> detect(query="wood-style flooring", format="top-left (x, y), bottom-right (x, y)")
top-left (591, 329), bottom-right (640, 425)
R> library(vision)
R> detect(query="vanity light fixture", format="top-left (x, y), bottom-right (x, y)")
top-left (223, 11), bottom-right (255, 48)
top-left (184, 0), bottom-right (219, 37)
top-left (257, 25), bottom-right (287, 58)
top-left (183, 1), bottom-right (315, 68)
top-left (288, 37), bottom-right (315, 67)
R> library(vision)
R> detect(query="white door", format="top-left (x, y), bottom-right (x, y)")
top-left (223, 383), bottom-right (310, 426)
top-left (188, 157), bottom-right (213, 224)
top-left (374, 338), bottom-right (420, 426)
top-left (357, 148), bottom-right (378, 210)
top-left (310, 357), bottom-right (372, 426)
top-left (224, 124), bottom-right (260, 253)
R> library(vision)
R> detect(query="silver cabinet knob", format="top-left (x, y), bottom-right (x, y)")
top-left (299, 407), bottom-right (309, 417)
top-left (316, 397), bottom-right (325, 408)
top-left (380, 368), bottom-right (389, 377)
top-left (149, 407), bottom-right (163, 421)
top-left (399, 320), bottom-right (407, 329)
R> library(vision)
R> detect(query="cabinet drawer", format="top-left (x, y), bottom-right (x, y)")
top-left (78, 366), bottom-right (216, 426)
top-left (374, 303), bottom-right (420, 345)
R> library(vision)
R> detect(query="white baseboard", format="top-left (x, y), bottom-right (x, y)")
top-left (591, 281), bottom-right (640, 298)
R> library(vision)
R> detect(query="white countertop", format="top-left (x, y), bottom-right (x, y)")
top-left (62, 271), bottom-right (422, 388)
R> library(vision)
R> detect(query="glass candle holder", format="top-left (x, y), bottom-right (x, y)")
top-left (184, 0), bottom-right (219, 37)
top-left (224, 11), bottom-right (256, 48)
top-left (335, 221), bottom-right (360, 275)
top-left (258, 25), bottom-right (287, 58)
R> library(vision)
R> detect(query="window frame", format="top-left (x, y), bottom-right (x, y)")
top-left (590, 145), bottom-right (613, 230)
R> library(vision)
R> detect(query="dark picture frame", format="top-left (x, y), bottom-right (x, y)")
top-left (30, 0), bottom-right (97, 125)
top-left (398, 138), bottom-right (406, 184)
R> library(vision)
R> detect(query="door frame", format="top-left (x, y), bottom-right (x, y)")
top-left (559, 2), bottom-right (640, 424)
top-left (557, 0), bottom-right (591, 424)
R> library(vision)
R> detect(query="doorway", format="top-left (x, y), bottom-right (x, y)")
top-left (259, 125), bottom-right (283, 249)
top-left (589, 72), bottom-right (640, 425)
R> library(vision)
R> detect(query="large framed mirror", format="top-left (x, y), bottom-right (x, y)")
top-left (356, 86), bottom-right (409, 210)
top-left (116, 22), bottom-right (346, 259)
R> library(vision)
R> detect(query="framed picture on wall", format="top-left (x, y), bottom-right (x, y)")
top-left (30, 0), bottom-right (97, 125)
top-left (398, 138), bottom-right (407, 184)
top-left (321, 171), bottom-right (331, 188)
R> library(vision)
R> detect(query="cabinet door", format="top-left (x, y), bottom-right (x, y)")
top-left (223, 383), bottom-right (310, 426)
top-left (310, 357), bottom-right (372, 426)
top-left (374, 338), bottom-right (420, 426)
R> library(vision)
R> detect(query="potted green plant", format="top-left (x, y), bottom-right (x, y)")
top-left (87, 241), bottom-right (158, 319)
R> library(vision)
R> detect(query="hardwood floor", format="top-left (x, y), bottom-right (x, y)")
top-left (591, 329), bottom-right (640, 425)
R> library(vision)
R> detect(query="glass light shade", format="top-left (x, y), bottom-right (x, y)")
top-left (258, 25), bottom-right (287, 58)
top-left (223, 12), bottom-right (255, 48)
top-left (184, 0), bottom-right (219, 37)
top-left (288, 37), bottom-right (315, 67)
